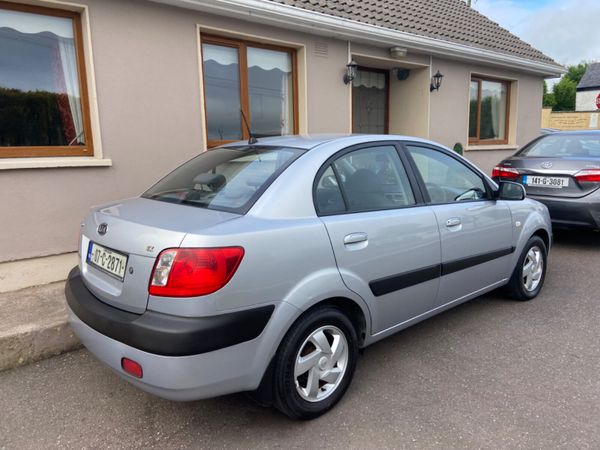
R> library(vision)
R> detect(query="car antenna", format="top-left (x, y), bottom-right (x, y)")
top-left (240, 109), bottom-right (258, 145)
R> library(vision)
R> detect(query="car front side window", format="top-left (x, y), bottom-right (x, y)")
top-left (406, 146), bottom-right (488, 204)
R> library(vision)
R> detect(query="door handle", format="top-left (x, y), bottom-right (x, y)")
top-left (344, 232), bottom-right (368, 245)
top-left (446, 217), bottom-right (461, 227)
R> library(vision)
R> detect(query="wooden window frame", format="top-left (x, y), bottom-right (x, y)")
top-left (200, 34), bottom-right (299, 149)
top-left (0, 1), bottom-right (94, 158)
top-left (351, 66), bottom-right (390, 134)
top-left (468, 76), bottom-right (510, 146)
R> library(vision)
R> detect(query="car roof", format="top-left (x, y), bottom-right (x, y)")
top-left (548, 130), bottom-right (600, 136)
top-left (221, 134), bottom-right (439, 150)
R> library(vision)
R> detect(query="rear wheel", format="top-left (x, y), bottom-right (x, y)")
top-left (273, 307), bottom-right (358, 419)
top-left (506, 236), bottom-right (547, 301)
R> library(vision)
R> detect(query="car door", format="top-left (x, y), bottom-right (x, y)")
top-left (404, 144), bottom-right (513, 306)
top-left (315, 142), bottom-right (441, 334)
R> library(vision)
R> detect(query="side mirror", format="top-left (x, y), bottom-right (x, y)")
top-left (496, 181), bottom-right (525, 201)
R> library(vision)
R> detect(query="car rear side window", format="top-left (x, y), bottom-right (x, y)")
top-left (407, 146), bottom-right (487, 204)
top-left (143, 146), bottom-right (303, 214)
top-left (315, 145), bottom-right (416, 214)
top-left (315, 165), bottom-right (346, 215)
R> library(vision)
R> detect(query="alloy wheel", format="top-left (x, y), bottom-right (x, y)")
top-left (293, 325), bottom-right (348, 402)
top-left (522, 245), bottom-right (543, 292)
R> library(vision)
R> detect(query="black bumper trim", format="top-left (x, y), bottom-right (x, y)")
top-left (65, 267), bottom-right (274, 356)
top-left (370, 264), bottom-right (441, 297)
top-left (441, 247), bottom-right (515, 276)
top-left (368, 247), bottom-right (515, 297)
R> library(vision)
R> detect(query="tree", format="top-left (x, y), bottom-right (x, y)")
top-left (553, 78), bottom-right (577, 111)
top-left (564, 63), bottom-right (588, 85)
top-left (543, 81), bottom-right (556, 108)
top-left (547, 62), bottom-right (589, 111)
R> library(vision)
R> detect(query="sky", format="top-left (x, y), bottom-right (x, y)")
top-left (472, 0), bottom-right (600, 84)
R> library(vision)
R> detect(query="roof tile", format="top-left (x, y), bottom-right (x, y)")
top-left (268, 0), bottom-right (559, 65)
top-left (577, 63), bottom-right (600, 90)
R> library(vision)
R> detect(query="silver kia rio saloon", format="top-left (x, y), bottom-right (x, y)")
top-left (66, 135), bottom-right (552, 419)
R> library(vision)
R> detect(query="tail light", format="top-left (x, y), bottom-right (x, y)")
top-left (574, 169), bottom-right (600, 183)
top-left (492, 166), bottom-right (520, 179)
top-left (149, 247), bottom-right (244, 297)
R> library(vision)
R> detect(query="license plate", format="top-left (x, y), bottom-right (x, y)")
top-left (87, 242), bottom-right (128, 280)
top-left (523, 175), bottom-right (569, 188)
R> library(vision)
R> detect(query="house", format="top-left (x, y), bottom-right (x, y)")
top-left (576, 62), bottom-right (600, 111)
top-left (0, 0), bottom-right (564, 286)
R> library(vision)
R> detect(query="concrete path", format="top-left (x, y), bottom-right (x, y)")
top-left (0, 282), bottom-right (81, 371)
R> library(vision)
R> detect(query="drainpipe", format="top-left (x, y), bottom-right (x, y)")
top-left (348, 40), bottom-right (353, 134)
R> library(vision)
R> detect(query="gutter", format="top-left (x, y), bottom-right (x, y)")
top-left (150, 0), bottom-right (565, 77)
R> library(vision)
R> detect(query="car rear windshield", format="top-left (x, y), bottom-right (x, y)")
top-left (518, 134), bottom-right (600, 158)
top-left (142, 146), bottom-right (304, 214)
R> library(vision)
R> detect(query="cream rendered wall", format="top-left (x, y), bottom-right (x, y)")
top-left (0, 0), bottom-right (350, 262)
top-left (305, 40), bottom-right (350, 133)
top-left (389, 67), bottom-right (430, 138)
top-left (428, 58), bottom-right (544, 174)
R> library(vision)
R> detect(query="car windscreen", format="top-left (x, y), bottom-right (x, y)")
top-left (517, 134), bottom-right (600, 158)
top-left (142, 146), bottom-right (304, 214)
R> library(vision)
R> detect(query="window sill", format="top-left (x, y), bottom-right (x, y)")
top-left (0, 157), bottom-right (112, 170)
top-left (465, 144), bottom-right (518, 152)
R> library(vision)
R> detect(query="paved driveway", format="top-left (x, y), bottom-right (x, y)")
top-left (1, 231), bottom-right (599, 449)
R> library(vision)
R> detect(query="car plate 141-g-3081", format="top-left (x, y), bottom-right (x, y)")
top-left (523, 175), bottom-right (569, 188)
top-left (87, 242), bottom-right (128, 280)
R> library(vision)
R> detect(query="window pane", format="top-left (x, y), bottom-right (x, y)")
top-left (352, 70), bottom-right (388, 134)
top-left (315, 165), bottom-right (345, 215)
top-left (0, 8), bottom-right (86, 147)
top-left (333, 146), bottom-right (415, 211)
top-left (143, 146), bottom-right (303, 213)
top-left (407, 146), bottom-right (487, 204)
top-left (479, 80), bottom-right (507, 141)
top-left (468, 80), bottom-right (478, 138)
top-left (202, 44), bottom-right (242, 141)
top-left (247, 47), bottom-right (293, 137)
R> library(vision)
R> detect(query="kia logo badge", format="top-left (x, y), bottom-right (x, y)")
top-left (541, 161), bottom-right (553, 169)
top-left (97, 223), bottom-right (108, 236)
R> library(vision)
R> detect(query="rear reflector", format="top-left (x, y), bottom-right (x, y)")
top-left (149, 247), bottom-right (244, 297)
top-left (492, 166), bottom-right (520, 179)
top-left (121, 358), bottom-right (143, 378)
top-left (575, 169), bottom-right (600, 183)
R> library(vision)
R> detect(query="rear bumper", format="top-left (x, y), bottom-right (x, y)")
top-left (65, 267), bottom-right (273, 356)
top-left (66, 267), bottom-right (299, 400)
top-left (528, 195), bottom-right (600, 230)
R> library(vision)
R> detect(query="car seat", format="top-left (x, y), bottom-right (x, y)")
top-left (345, 168), bottom-right (389, 210)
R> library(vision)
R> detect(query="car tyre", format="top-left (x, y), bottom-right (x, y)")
top-left (273, 306), bottom-right (358, 420)
top-left (506, 235), bottom-right (547, 301)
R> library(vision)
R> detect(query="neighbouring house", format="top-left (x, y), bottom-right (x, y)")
top-left (0, 0), bottom-right (564, 285)
top-left (576, 62), bottom-right (600, 111)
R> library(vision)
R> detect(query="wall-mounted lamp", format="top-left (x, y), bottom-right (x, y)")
top-left (343, 60), bottom-right (358, 84)
top-left (389, 46), bottom-right (408, 59)
top-left (430, 70), bottom-right (444, 92)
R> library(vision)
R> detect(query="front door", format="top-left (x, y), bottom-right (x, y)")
top-left (315, 142), bottom-right (440, 333)
top-left (352, 68), bottom-right (389, 134)
top-left (404, 144), bottom-right (514, 306)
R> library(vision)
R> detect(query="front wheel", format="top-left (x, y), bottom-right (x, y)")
top-left (272, 307), bottom-right (358, 420)
top-left (506, 236), bottom-right (547, 301)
